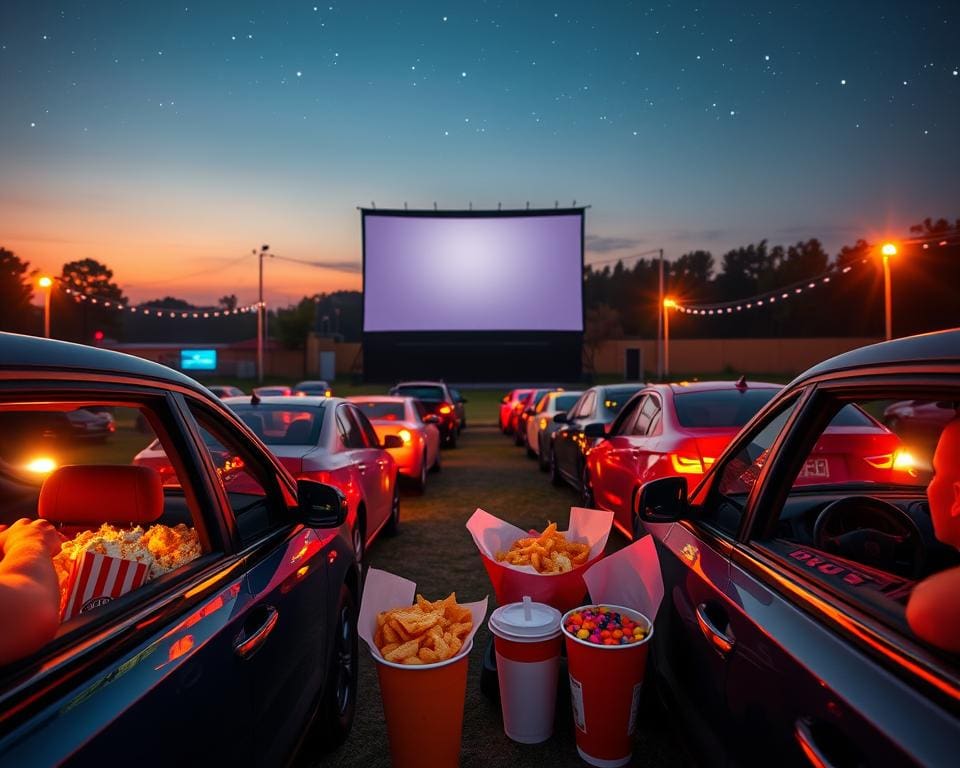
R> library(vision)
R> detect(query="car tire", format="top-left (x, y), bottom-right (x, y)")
top-left (581, 469), bottom-right (595, 508)
top-left (446, 429), bottom-right (457, 449)
top-left (514, 427), bottom-right (525, 447)
top-left (352, 510), bottom-right (366, 562)
top-left (384, 481), bottom-right (401, 535)
top-left (526, 433), bottom-right (536, 459)
top-left (550, 449), bottom-right (564, 487)
top-left (413, 452), bottom-right (428, 495)
top-left (431, 449), bottom-right (441, 473)
top-left (538, 436), bottom-right (549, 472)
top-left (310, 584), bottom-right (358, 751)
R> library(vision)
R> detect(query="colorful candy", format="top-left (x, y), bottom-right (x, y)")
top-left (564, 606), bottom-right (649, 645)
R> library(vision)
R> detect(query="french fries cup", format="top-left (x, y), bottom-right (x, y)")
top-left (358, 568), bottom-right (487, 768)
top-left (466, 507), bottom-right (613, 613)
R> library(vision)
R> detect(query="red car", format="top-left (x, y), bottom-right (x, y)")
top-left (587, 380), bottom-right (910, 540)
top-left (499, 388), bottom-right (533, 434)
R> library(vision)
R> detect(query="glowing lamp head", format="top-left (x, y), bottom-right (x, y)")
top-left (881, 243), bottom-right (897, 257)
top-left (663, 297), bottom-right (678, 309)
top-left (38, 276), bottom-right (53, 289)
top-left (25, 457), bottom-right (57, 475)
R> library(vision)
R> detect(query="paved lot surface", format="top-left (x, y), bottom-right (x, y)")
top-left (315, 422), bottom-right (695, 768)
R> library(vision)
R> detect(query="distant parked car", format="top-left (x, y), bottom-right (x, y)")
top-left (585, 380), bottom-right (781, 537)
top-left (208, 385), bottom-right (245, 398)
top-left (549, 383), bottom-right (644, 496)
top-left (526, 390), bottom-right (583, 469)
top-left (224, 396), bottom-right (402, 563)
top-left (64, 408), bottom-right (116, 441)
top-left (515, 388), bottom-right (563, 447)
top-left (348, 396), bottom-right (441, 493)
top-left (449, 387), bottom-right (468, 430)
top-left (253, 385), bottom-right (293, 397)
top-left (388, 381), bottom-right (461, 447)
top-left (499, 388), bottom-right (533, 434)
top-left (294, 380), bottom-right (333, 397)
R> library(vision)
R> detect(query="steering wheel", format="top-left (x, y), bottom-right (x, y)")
top-left (813, 496), bottom-right (925, 579)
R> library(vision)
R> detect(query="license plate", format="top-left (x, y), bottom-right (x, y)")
top-left (800, 458), bottom-right (830, 478)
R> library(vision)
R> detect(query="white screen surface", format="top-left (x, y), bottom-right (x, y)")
top-left (363, 213), bottom-right (583, 332)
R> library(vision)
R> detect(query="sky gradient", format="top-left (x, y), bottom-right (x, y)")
top-left (1, 1), bottom-right (957, 308)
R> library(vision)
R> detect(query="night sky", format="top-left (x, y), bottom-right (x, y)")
top-left (1, 1), bottom-right (957, 307)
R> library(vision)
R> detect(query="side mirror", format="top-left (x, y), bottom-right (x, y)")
top-left (524, 407), bottom-right (535, 416)
top-left (501, 396), bottom-right (510, 404)
top-left (423, 414), bottom-right (440, 424)
top-left (297, 479), bottom-right (348, 528)
top-left (637, 477), bottom-right (688, 524)
top-left (583, 422), bottom-right (607, 439)
top-left (553, 412), bottom-right (569, 424)
top-left (382, 434), bottom-right (404, 449)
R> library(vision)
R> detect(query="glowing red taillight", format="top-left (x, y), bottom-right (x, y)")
top-left (439, 404), bottom-right (453, 415)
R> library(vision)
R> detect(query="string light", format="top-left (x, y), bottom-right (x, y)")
top-left (59, 283), bottom-right (261, 320)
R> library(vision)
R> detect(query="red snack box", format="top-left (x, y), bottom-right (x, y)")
top-left (60, 551), bottom-right (150, 620)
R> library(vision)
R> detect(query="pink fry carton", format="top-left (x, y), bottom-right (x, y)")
top-left (61, 551), bottom-right (150, 621)
top-left (466, 507), bottom-right (614, 613)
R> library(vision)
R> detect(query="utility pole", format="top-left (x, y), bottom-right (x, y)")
top-left (657, 248), bottom-right (664, 379)
top-left (257, 244), bottom-right (269, 383)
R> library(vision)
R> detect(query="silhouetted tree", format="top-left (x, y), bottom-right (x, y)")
top-left (55, 258), bottom-right (126, 342)
top-left (0, 247), bottom-right (37, 334)
top-left (218, 294), bottom-right (238, 311)
top-left (144, 296), bottom-right (193, 309)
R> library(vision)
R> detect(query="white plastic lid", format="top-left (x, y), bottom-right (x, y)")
top-left (489, 596), bottom-right (562, 640)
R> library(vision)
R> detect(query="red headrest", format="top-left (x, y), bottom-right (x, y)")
top-left (39, 465), bottom-right (163, 526)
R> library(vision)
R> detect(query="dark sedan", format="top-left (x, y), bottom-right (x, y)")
top-left (636, 329), bottom-right (960, 767)
top-left (549, 383), bottom-right (644, 495)
top-left (0, 333), bottom-right (360, 766)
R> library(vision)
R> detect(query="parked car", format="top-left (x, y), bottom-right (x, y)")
top-left (388, 381), bottom-right (461, 447)
top-left (449, 387), bottom-right (468, 430)
top-left (515, 388), bottom-right (563, 447)
top-left (634, 329), bottom-right (960, 767)
top-left (549, 383), bottom-right (644, 495)
top-left (348, 395), bottom-right (441, 493)
top-left (223, 396), bottom-right (401, 562)
top-left (499, 388), bottom-right (533, 434)
top-left (208, 385), bottom-right (245, 398)
top-left (585, 380), bottom-right (782, 537)
top-left (527, 390), bottom-right (584, 469)
top-left (884, 397), bottom-right (958, 451)
top-left (253, 385), bottom-right (293, 397)
top-left (0, 333), bottom-right (360, 765)
top-left (294, 380), bottom-right (333, 397)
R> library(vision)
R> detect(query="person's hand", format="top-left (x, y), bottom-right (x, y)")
top-left (0, 519), bottom-right (63, 557)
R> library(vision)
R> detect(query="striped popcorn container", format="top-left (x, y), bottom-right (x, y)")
top-left (61, 551), bottom-right (150, 620)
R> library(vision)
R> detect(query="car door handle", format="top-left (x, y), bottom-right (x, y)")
top-left (234, 605), bottom-right (279, 660)
top-left (794, 718), bottom-right (840, 768)
top-left (695, 602), bottom-right (735, 656)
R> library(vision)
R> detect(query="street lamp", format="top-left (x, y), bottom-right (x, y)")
top-left (662, 297), bottom-right (677, 379)
top-left (256, 245), bottom-right (270, 384)
top-left (38, 276), bottom-right (53, 338)
top-left (880, 242), bottom-right (897, 341)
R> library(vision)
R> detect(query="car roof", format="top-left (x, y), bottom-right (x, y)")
top-left (393, 381), bottom-right (447, 388)
top-left (788, 328), bottom-right (960, 386)
top-left (0, 332), bottom-right (210, 394)
top-left (348, 395), bottom-right (409, 404)
top-left (294, 380), bottom-right (329, 387)
top-left (223, 395), bottom-right (332, 406)
top-left (661, 380), bottom-right (782, 395)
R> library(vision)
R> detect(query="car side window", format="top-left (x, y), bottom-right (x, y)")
top-left (703, 396), bottom-right (800, 536)
top-left (351, 406), bottom-right (380, 447)
top-left (536, 395), bottom-right (550, 414)
top-left (633, 395), bottom-right (661, 436)
top-left (577, 391), bottom-right (597, 419)
top-left (336, 405), bottom-right (366, 449)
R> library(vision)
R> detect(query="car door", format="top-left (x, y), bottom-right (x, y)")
top-left (344, 404), bottom-right (393, 537)
top-left (186, 399), bottom-right (350, 767)
top-left (643, 394), bottom-right (804, 766)
top-left (559, 390), bottom-right (596, 482)
top-left (604, 394), bottom-right (664, 530)
top-left (591, 394), bottom-right (646, 521)
top-left (719, 384), bottom-right (960, 768)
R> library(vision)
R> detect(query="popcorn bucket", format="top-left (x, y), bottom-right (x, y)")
top-left (358, 569), bottom-right (488, 768)
top-left (467, 507), bottom-right (614, 613)
top-left (561, 605), bottom-right (654, 767)
top-left (488, 596), bottom-right (562, 744)
top-left (60, 551), bottom-right (150, 621)
top-left (373, 639), bottom-right (473, 768)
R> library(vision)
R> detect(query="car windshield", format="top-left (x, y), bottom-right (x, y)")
top-left (674, 389), bottom-right (779, 428)
top-left (394, 385), bottom-right (445, 401)
top-left (353, 401), bottom-right (406, 420)
top-left (230, 404), bottom-right (324, 445)
top-left (554, 394), bottom-right (580, 411)
top-left (600, 386), bottom-right (643, 415)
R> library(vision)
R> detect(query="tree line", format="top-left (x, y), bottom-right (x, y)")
top-left (2, 216), bottom-right (957, 346)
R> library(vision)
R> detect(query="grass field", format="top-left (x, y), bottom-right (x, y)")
top-left (316, 424), bottom-right (693, 768)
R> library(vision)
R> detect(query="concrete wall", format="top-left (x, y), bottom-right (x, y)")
top-left (591, 337), bottom-right (881, 378)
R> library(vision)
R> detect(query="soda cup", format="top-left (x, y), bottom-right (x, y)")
top-left (488, 596), bottom-right (563, 743)
top-left (561, 605), bottom-right (654, 767)
top-left (373, 639), bottom-right (473, 768)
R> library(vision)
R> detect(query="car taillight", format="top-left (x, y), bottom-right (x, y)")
top-left (439, 405), bottom-right (453, 415)
top-left (302, 469), bottom-right (333, 485)
top-left (865, 449), bottom-right (916, 474)
top-left (670, 453), bottom-right (715, 474)
top-left (398, 429), bottom-right (412, 445)
top-left (539, 417), bottom-right (548, 430)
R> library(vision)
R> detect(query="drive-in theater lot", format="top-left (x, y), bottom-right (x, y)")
top-left (314, 413), bottom-right (692, 768)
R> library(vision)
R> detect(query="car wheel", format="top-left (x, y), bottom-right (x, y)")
top-left (514, 427), bottom-right (525, 447)
top-left (526, 433), bottom-right (536, 459)
top-left (538, 436), bottom-right (549, 472)
top-left (413, 452), bottom-right (428, 495)
top-left (581, 469), bottom-right (595, 508)
top-left (446, 429), bottom-right (457, 449)
top-left (352, 510), bottom-right (366, 562)
top-left (550, 449), bottom-right (564, 487)
top-left (431, 449), bottom-right (441, 473)
top-left (310, 584), bottom-right (358, 751)
top-left (384, 481), bottom-right (401, 535)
